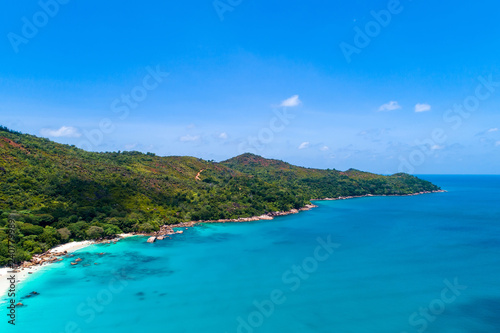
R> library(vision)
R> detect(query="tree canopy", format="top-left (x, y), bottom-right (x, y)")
top-left (0, 127), bottom-right (440, 265)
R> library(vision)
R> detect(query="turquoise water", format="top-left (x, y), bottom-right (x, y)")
top-left (2, 175), bottom-right (500, 332)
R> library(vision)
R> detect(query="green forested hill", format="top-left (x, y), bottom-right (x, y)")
top-left (221, 153), bottom-right (439, 199)
top-left (0, 126), bottom-right (440, 265)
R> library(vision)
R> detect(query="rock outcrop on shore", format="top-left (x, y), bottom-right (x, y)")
top-left (8, 191), bottom-right (445, 272)
top-left (144, 204), bottom-right (318, 241)
top-left (12, 236), bottom-right (127, 271)
top-left (143, 192), bottom-right (445, 243)
top-left (20, 250), bottom-right (68, 269)
top-left (198, 204), bottom-right (318, 224)
top-left (0, 129), bottom-right (444, 268)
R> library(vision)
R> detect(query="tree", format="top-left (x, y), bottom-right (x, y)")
top-left (68, 221), bottom-right (88, 239)
top-left (57, 227), bottom-right (71, 241)
top-left (86, 226), bottom-right (104, 239)
top-left (137, 223), bottom-right (155, 233)
top-left (104, 225), bottom-right (122, 236)
top-left (32, 214), bottom-right (55, 226)
top-left (19, 223), bottom-right (44, 236)
top-left (38, 226), bottom-right (61, 248)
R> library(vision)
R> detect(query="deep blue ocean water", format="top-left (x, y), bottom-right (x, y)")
top-left (1, 175), bottom-right (499, 333)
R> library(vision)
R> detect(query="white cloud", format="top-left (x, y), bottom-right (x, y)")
top-left (320, 145), bottom-right (329, 151)
top-left (495, 141), bottom-right (500, 147)
top-left (280, 95), bottom-right (301, 107)
top-left (378, 101), bottom-right (401, 111)
top-left (179, 135), bottom-right (200, 142)
top-left (415, 103), bottom-right (432, 112)
top-left (219, 132), bottom-right (228, 139)
top-left (475, 127), bottom-right (499, 137)
top-left (124, 143), bottom-right (137, 150)
top-left (40, 126), bottom-right (81, 138)
top-left (298, 142), bottom-right (310, 150)
top-left (431, 144), bottom-right (444, 150)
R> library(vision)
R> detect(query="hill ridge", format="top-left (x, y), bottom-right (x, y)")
top-left (0, 127), bottom-right (440, 264)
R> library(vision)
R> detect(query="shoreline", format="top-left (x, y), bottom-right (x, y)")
top-left (0, 240), bottom-right (93, 302)
top-left (0, 234), bottom-right (136, 301)
top-left (144, 190), bottom-right (445, 242)
top-left (311, 189), bottom-right (447, 201)
top-left (0, 190), bottom-right (445, 298)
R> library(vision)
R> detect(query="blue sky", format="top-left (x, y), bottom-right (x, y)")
top-left (1, 0), bottom-right (499, 174)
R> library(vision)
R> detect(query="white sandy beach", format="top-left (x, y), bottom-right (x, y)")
top-left (0, 240), bottom-right (95, 301)
top-left (0, 265), bottom-right (47, 303)
top-left (0, 234), bottom-right (139, 301)
top-left (0, 240), bottom-right (96, 301)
